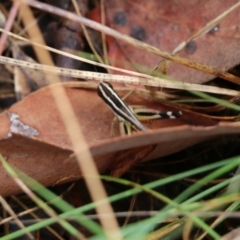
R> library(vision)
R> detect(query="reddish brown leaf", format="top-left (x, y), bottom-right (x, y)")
top-left (0, 83), bottom-right (239, 196)
top-left (105, 0), bottom-right (240, 83)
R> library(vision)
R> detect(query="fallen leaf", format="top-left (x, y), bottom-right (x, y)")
top-left (0, 83), bottom-right (239, 196)
top-left (104, 0), bottom-right (240, 83)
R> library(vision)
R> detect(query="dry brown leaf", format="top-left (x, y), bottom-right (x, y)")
top-left (0, 83), bottom-right (239, 196)
top-left (105, 0), bottom-right (240, 83)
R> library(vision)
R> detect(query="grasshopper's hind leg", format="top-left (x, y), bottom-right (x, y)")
top-left (134, 108), bottom-right (182, 122)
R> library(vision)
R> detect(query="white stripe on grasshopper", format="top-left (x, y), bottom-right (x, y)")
top-left (98, 82), bottom-right (148, 131)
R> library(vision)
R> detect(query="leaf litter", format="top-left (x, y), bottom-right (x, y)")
top-left (1, 0), bottom-right (240, 239)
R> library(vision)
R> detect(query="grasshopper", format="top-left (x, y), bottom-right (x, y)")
top-left (97, 82), bottom-right (182, 135)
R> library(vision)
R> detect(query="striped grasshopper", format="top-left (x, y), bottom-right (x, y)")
top-left (97, 82), bottom-right (182, 135)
